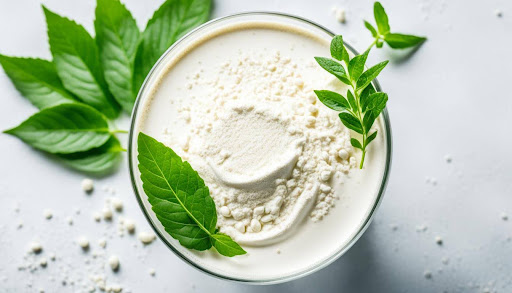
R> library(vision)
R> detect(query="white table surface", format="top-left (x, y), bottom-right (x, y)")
top-left (1, 0), bottom-right (511, 292)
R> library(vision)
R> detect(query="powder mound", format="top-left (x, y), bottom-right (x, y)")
top-left (163, 50), bottom-right (357, 245)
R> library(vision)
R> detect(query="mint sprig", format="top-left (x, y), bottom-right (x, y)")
top-left (365, 2), bottom-right (427, 50)
top-left (1, 0), bottom-right (211, 174)
top-left (137, 133), bottom-right (246, 257)
top-left (315, 2), bottom-right (426, 168)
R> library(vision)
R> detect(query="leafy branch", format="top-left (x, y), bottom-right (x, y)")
top-left (315, 1), bottom-right (426, 168)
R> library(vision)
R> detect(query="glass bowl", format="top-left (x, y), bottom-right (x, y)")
top-left (128, 12), bottom-right (392, 284)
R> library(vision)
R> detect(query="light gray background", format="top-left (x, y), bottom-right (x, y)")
top-left (1, 0), bottom-right (511, 292)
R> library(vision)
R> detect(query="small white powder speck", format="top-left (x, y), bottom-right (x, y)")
top-left (331, 6), bottom-right (346, 23)
top-left (65, 217), bottom-right (73, 225)
top-left (138, 232), bottom-right (156, 245)
top-left (30, 242), bottom-right (43, 254)
top-left (435, 236), bottom-right (443, 245)
top-left (501, 212), bottom-right (508, 221)
top-left (77, 236), bottom-right (89, 250)
top-left (495, 9), bottom-right (503, 17)
top-left (444, 154), bottom-right (452, 163)
top-left (93, 212), bottom-right (101, 222)
top-left (149, 268), bottom-right (156, 276)
top-left (124, 219), bottom-right (136, 234)
top-left (424, 270), bottom-right (432, 279)
top-left (98, 238), bottom-right (107, 248)
top-left (108, 255), bottom-right (120, 271)
top-left (81, 178), bottom-right (94, 193)
top-left (111, 198), bottom-right (123, 212)
top-left (43, 209), bottom-right (53, 220)
top-left (102, 207), bottom-right (113, 221)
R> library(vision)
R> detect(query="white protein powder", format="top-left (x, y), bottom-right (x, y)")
top-left (162, 50), bottom-right (357, 245)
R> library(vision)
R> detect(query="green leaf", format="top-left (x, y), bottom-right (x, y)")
top-left (360, 83), bottom-right (376, 113)
top-left (211, 233), bottom-right (247, 257)
top-left (314, 57), bottom-right (351, 85)
top-left (367, 92), bottom-right (388, 115)
top-left (351, 138), bottom-right (363, 150)
top-left (347, 90), bottom-right (358, 111)
top-left (363, 110), bottom-right (376, 133)
top-left (133, 0), bottom-right (211, 93)
top-left (4, 103), bottom-right (112, 154)
top-left (384, 33), bottom-right (427, 49)
top-left (313, 90), bottom-right (350, 111)
top-left (364, 20), bottom-right (378, 38)
top-left (348, 49), bottom-right (370, 82)
top-left (137, 133), bottom-right (246, 257)
top-left (43, 6), bottom-right (120, 118)
top-left (374, 2), bottom-right (390, 35)
top-left (0, 55), bottom-right (77, 109)
top-left (366, 130), bottom-right (378, 145)
top-left (58, 136), bottom-right (123, 173)
top-left (339, 112), bottom-right (363, 134)
top-left (95, 0), bottom-right (140, 113)
top-left (330, 35), bottom-right (348, 63)
top-left (356, 60), bottom-right (389, 91)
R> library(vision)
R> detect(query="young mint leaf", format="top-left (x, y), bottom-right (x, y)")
top-left (0, 55), bottom-right (77, 109)
top-left (4, 103), bottom-right (112, 154)
top-left (360, 83), bottom-right (376, 113)
top-left (363, 110), bottom-right (376, 134)
top-left (43, 6), bottom-right (120, 118)
top-left (133, 0), bottom-right (211, 93)
top-left (351, 138), bottom-right (363, 150)
top-left (211, 233), bottom-right (247, 257)
top-left (347, 90), bottom-right (358, 111)
top-left (348, 49), bottom-right (370, 82)
top-left (374, 2), bottom-right (390, 35)
top-left (367, 92), bottom-right (388, 115)
top-left (95, 0), bottom-right (140, 113)
top-left (366, 130), bottom-right (378, 145)
top-left (314, 90), bottom-right (350, 111)
top-left (339, 112), bottom-right (363, 134)
top-left (364, 20), bottom-right (378, 38)
top-left (137, 133), bottom-right (246, 257)
top-left (314, 57), bottom-right (351, 85)
top-left (330, 35), bottom-right (348, 62)
top-left (58, 136), bottom-right (123, 174)
top-left (356, 60), bottom-right (389, 91)
top-left (384, 33), bottom-right (427, 49)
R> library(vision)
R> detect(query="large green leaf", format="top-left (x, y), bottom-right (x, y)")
top-left (356, 60), bottom-right (389, 91)
top-left (374, 2), bottom-right (390, 35)
top-left (137, 133), bottom-right (245, 257)
top-left (133, 0), bottom-right (211, 93)
top-left (43, 6), bottom-right (120, 118)
top-left (4, 103), bottom-right (112, 154)
top-left (0, 55), bottom-right (76, 109)
top-left (58, 136), bottom-right (123, 173)
top-left (384, 33), bottom-right (427, 49)
top-left (95, 0), bottom-right (140, 112)
top-left (313, 90), bottom-right (350, 111)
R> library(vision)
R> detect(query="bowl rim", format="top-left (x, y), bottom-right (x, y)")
top-left (128, 11), bottom-right (393, 285)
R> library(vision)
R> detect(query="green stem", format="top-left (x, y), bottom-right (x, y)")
top-left (360, 148), bottom-right (366, 169)
top-left (366, 37), bottom-right (379, 52)
top-left (111, 129), bottom-right (128, 134)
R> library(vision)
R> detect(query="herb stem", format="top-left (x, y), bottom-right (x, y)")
top-left (367, 38), bottom-right (378, 52)
top-left (111, 129), bottom-right (128, 134)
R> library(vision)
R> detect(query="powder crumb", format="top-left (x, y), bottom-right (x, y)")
top-left (435, 236), bottom-right (443, 245)
top-left (149, 268), bottom-right (156, 276)
top-left (17, 221), bottom-right (23, 229)
top-left (500, 212), bottom-right (508, 221)
top-left (49, 253), bottom-right (56, 261)
top-left (111, 198), bottom-right (123, 212)
top-left (331, 6), bottom-right (346, 23)
top-left (108, 255), bottom-right (120, 271)
top-left (495, 9), bottom-right (503, 17)
top-left (138, 232), bottom-right (156, 245)
top-left (43, 209), bottom-right (53, 220)
top-left (81, 178), bottom-right (94, 193)
top-left (441, 257), bottom-right (450, 265)
top-left (444, 154), bottom-right (452, 163)
top-left (111, 284), bottom-right (122, 293)
top-left (102, 207), bottom-right (113, 221)
top-left (30, 242), bottom-right (43, 254)
top-left (39, 258), bottom-right (48, 267)
top-left (424, 270), bottom-right (433, 279)
top-left (98, 238), bottom-right (107, 248)
top-left (390, 224), bottom-right (398, 231)
top-left (77, 236), bottom-right (90, 250)
top-left (276, 248), bottom-right (281, 254)
top-left (93, 212), bottom-right (102, 222)
top-left (66, 217), bottom-right (73, 225)
top-left (416, 225), bottom-right (428, 232)
top-left (124, 219), bottom-right (136, 234)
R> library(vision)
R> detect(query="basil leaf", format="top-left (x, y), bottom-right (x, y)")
top-left (374, 2), bottom-right (390, 35)
top-left (58, 136), bottom-right (123, 174)
top-left (95, 0), bottom-right (140, 113)
top-left (366, 130), bottom-right (378, 145)
top-left (347, 90), bottom-right (358, 111)
top-left (356, 60), bottom-right (389, 91)
top-left (137, 133), bottom-right (246, 257)
top-left (348, 49), bottom-right (370, 82)
top-left (133, 0), bottom-right (211, 93)
top-left (0, 55), bottom-right (77, 109)
top-left (364, 20), bottom-right (378, 38)
top-left (314, 90), bottom-right (350, 111)
top-left (43, 7), bottom-right (120, 118)
top-left (4, 103), bottom-right (112, 154)
top-left (360, 83), bottom-right (376, 113)
top-left (330, 35), bottom-right (345, 62)
top-left (351, 138), bottom-right (363, 150)
top-left (211, 233), bottom-right (247, 257)
top-left (339, 112), bottom-right (363, 134)
top-left (314, 57), bottom-right (351, 85)
top-left (384, 33), bottom-right (427, 49)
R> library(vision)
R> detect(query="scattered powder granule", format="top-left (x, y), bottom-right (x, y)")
top-left (102, 207), bottom-right (113, 221)
top-left (111, 198), bottom-right (123, 212)
top-left (77, 236), bottom-right (90, 250)
top-left (495, 9), bottom-right (503, 17)
top-left (108, 255), bottom-right (120, 271)
top-left (49, 253), bottom-right (56, 261)
top-left (43, 209), bottom-right (53, 219)
top-left (111, 284), bottom-right (123, 293)
top-left (93, 212), bottom-right (102, 222)
top-left (416, 224), bottom-right (428, 232)
top-left (39, 258), bottom-right (47, 268)
top-left (124, 219), bottom-right (136, 234)
top-left (138, 232), bottom-right (156, 245)
top-left (98, 239), bottom-right (107, 248)
top-left (149, 268), bottom-right (156, 276)
top-left (435, 236), bottom-right (443, 245)
top-left (501, 212), bottom-right (508, 221)
top-left (441, 257), bottom-right (450, 265)
top-left (30, 242), bottom-right (43, 254)
top-left (66, 217), bottom-right (73, 225)
top-left (444, 154), bottom-right (452, 163)
top-left (17, 221), bottom-right (23, 229)
top-left (331, 6), bottom-right (346, 23)
top-left (81, 178), bottom-right (94, 193)
top-left (424, 270), bottom-right (433, 279)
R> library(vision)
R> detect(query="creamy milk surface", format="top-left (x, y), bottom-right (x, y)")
top-left (132, 19), bottom-right (388, 281)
